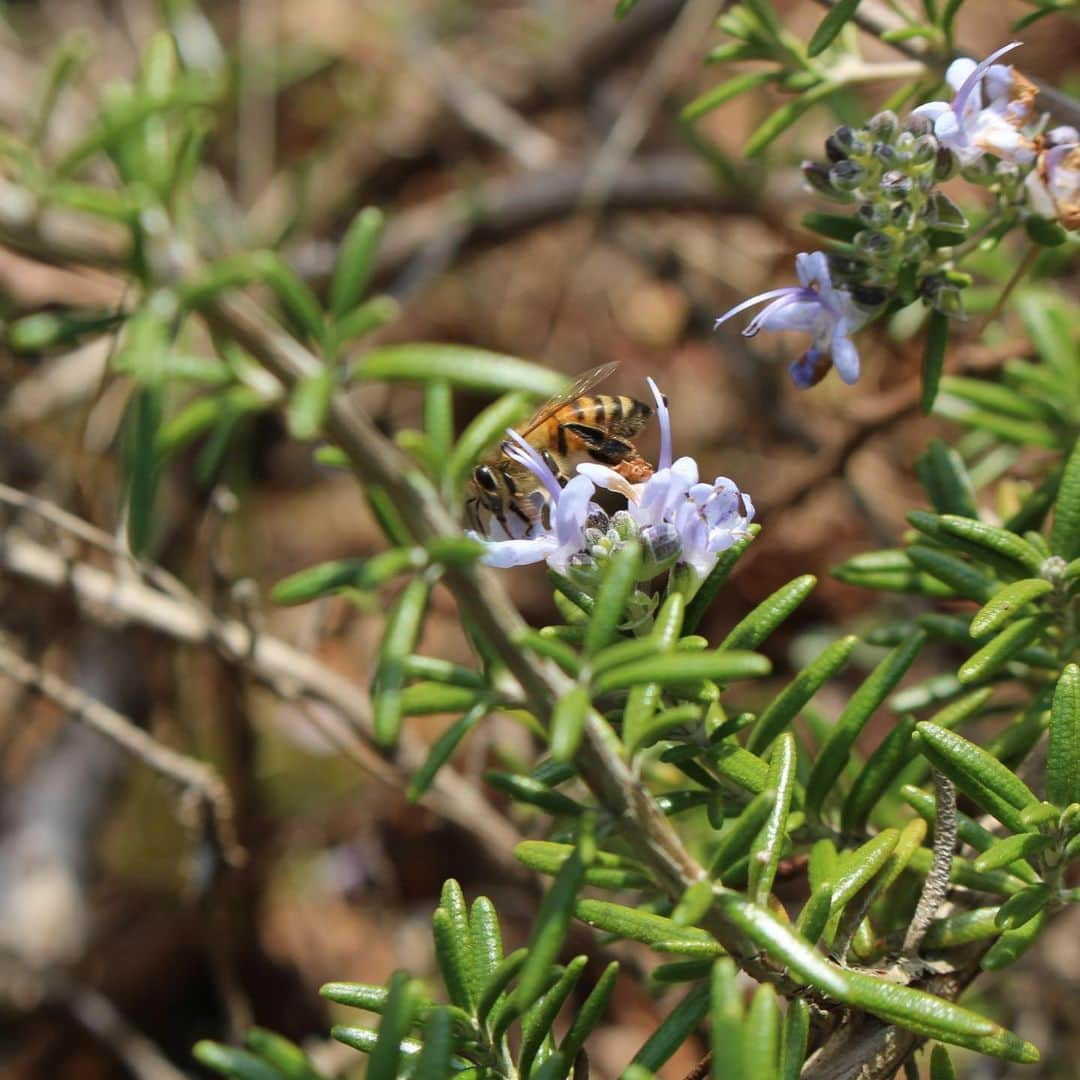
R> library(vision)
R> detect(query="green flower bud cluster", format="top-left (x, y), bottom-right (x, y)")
top-left (803, 111), bottom-right (971, 316)
top-left (566, 508), bottom-right (668, 630)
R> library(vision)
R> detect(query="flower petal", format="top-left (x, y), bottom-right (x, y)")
top-left (831, 331), bottom-right (861, 384)
top-left (480, 536), bottom-right (556, 568)
top-left (554, 473), bottom-right (595, 545)
top-left (795, 251), bottom-right (831, 290)
top-left (646, 376), bottom-right (672, 472)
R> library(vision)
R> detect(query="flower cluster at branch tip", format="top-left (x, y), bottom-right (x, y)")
top-left (468, 379), bottom-right (755, 600)
top-left (715, 41), bottom-right (1077, 390)
top-left (910, 42), bottom-right (1035, 168)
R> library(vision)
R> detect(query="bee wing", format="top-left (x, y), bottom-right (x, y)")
top-left (516, 361), bottom-right (620, 438)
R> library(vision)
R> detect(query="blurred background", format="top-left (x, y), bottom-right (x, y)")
top-left (0, 1), bottom-right (1078, 1077)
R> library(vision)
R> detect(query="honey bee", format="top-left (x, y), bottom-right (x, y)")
top-left (466, 362), bottom-right (654, 536)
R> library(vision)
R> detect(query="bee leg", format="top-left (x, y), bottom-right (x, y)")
top-left (562, 423), bottom-right (636, 466)
top-left (540, 449), bottom-right (569, 487)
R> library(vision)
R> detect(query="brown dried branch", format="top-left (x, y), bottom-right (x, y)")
top-left (0, 638), bottom-right (245, 868)
top-left (0, 523), bottom-right (523, 869)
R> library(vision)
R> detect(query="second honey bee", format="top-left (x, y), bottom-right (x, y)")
top-left (466, 362), bottom-right (654, 536)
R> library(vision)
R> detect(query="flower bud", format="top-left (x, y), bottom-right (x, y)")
top-left (802, 160), bottom-right (842, 198)
top-left (640, 523), bottom-right (681, 577)
top-left (873, 142), bottom-right (899, 166)
top-left (895, 131), bottom-right (916, 156)
top-left (911, 134), bottom-right (938, 166)
top-left (825, 125), bottom-right (855, 162)
top-left (610, 510), bottom-right (637, 542)
top-left (934, 146), bottom-right (957, 181)
top-left (829, 159), bottom-right (866, 191)
top-left (585, 508), bottom-right (610, 532)
top-left (889, 202), bottom-right (913, 227)
top-left (857, 202), bottom-right (889, 228)
top-left (854, 229), bottom-right (894, 261)
top-left (880, 169), bottom-right (912, 199)
top-left (867, 110), bottom-right (899, 142)
top-left (903, 113), bottom-right (934, 137)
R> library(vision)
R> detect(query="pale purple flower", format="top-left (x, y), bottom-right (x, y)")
top-left (1026, 126), bottom-right (1080, 230)
top-left (578, 378), bottom-right (755, 581)
top-left (714, 251), bottom-right (865, 387)
top-left (467, 430), bottom-right (597, 571)
top-left (910, 42), bottom-right (1035, 167)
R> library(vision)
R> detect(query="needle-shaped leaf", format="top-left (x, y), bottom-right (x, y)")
top-left (574, 899), bottom-right (723, 956)
top-left (749, 735), bottom-right (796, 905)
top-left (714, 893), bottom-right (851, 997)
top-left (935, 515), bottom-right (1046, 576)
top-left (841, 715), bottom-right (917, 834)
top-left (682, 70), bottom-right (778, 121)
top-left (631, 981), bottom-right (711, 1072)
top-left (243, 1029), bottom-right (323, 1080)
top-left (367, 972), bottom-right (421, 1080)
top-left (585, 540), bottom-right (642, 655)
top-left (958, 614), bottom-right (1052, 685)
top-left (806, 633), bottom-right (925, 820)
top-left (930, 1044), bottom-right (958, 1080)
top-left (476, 949), bottom-right (528, 1027)
top-left (550, 685), bottom-right (591, 762)
top-left (744, 80), bottom-right (842, 156)
top-left (411, 1007), bottom-right (453, 1080)
top-left (515, 841), bottom-right (650, 890)
top-left (748, 635), bottom-right (858, 755)
top-left (594, 649), bottom-right (770, 693)
top-left (559, 960), bottom-right (619, 1064)
top-left (995, 883), bottom-right (1052, 931)
top-left (273, 549), bottom-right (421, 605)
top-left (921, 309), bottom-right (950, 414)
top-left (193, 1042), bottom-right (290, 1080)
top-left (823, 830), bottom-right (899, 944)
top-left (1048, 664), bottom-right (1080, 807)
top-left (807, 0), bottom-right (861, 55)
top-left (973, 833), bottom-right (1053, 873)
top-left (514, 847), bottom-right (586, 1012)
top-left (983, 906), bottom-right (1049, 970)
top-left (779, 997), bottom-right (810, 1080)
top-left (711, 958), bottom-right (744, 1080)
top-left (372, 576), bottom-right (432, 746)
top-left (468, 896), bottom-right (503, 1005)
top-left (741, 985), bottom-right (781, 1080)
top-left (331, 206), bottom-right (384, 320)
top-left (906, 545), bottom-right (995, 603)
top-left (720, 575), bottom-right (816, 652)
top-left (922, 907), bottom-right (1004, 949)
top-left (708, 789), bottom-right (775, 878)
top-left (970, 578), bottom-right (1053, 638)
top-left (486, 772), bottom-right (584, 817)
top-left (519, 955), bottom-right (586, 1078)
top-left (916, 438), bottom-right (979, 518)
top-left (916, 723), bottom-right (1039, 832)
top-left (794, 883), bottom-right (833, 946)
top-left (1052, 435), bottom-right (1080, 560)
top-left (353, 344), bottom-right (567, 397)
top-left (837, 969), bottom-right (1038, 1062)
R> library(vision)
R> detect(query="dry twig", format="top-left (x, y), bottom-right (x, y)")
top-left (0, 639), bottom-right (245, 868)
